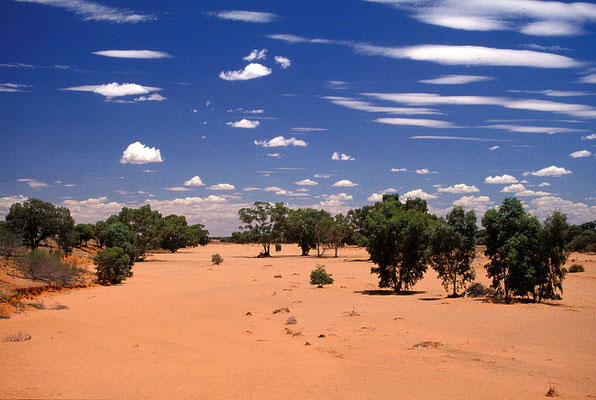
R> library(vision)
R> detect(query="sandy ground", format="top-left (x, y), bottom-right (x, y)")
top-left (0, 243), bottom-right (594, 399)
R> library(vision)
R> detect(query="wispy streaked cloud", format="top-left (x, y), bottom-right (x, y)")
top-left (93, 50), bottom-right (172, 59)
top-left (419, 75), bottom-right (493, 85)
top-left (62, 82), bottom-right (162, 98)
top-left (569, 150), bottom-right (592, 158)
top-left (15, 0), bottom-right (154, 23)
top-left (0, 83), bottom-right (32, 92)
top-left (17, 178), bottom-right (49, 189)
top-left (210, 10), bottom-right (277, 23)
top-left (375, 118), bottom-right (456, 128)
top-left (483, 124), bottom-right (587, 134)
top-left (323, 96), bottom-right (441, 115)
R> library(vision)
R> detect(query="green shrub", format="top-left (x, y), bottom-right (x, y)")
top-left (568, 264), bottom-right (584, 273)
top-left (94, 247), bottom-right (131, 285)
top-left (18, 250), bottom-right (78, 286)
top-left (211, 253), bottom-right (223, 265)
top-left (275, 243), bottom-right (282, 252)
top-left (310, 264), bottom-right (334, 287)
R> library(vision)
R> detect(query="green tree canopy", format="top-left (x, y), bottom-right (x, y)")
top-left (5, 198), bottom-right (59, 250)
top-left (238, 202), bottom-right (288, 257)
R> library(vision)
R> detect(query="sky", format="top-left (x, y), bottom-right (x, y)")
top-left (1, 0), bottom-right (595, 235)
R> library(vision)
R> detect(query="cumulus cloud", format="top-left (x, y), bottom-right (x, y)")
top-left (0, 195), bottom-right (28, 217)
top-left (274, 56), bottom-right (291, 68)
top-left (402, 189), bottom-right (437, 200)
top-left (120, 142), bottom-right (163, 164)
top-left (501, 184), bottom-right (527, 193)
top-left (332, 180), bottom-right (358, 187)
top-left (62, 82), bottom-right (162, 98)
top-left (538, 182), bottom-right (551, 187)
top-left (17, 178), bottom-right (48, 188)
top-left (219, 63), bottom-right (272, 81)
top-left (295, 179), bottom-right (318, 186)
top-left (254, 136), bottom-right (307, 147)
top-left (453, 195), bottom-right (494, 213)
top-left (419, 75), bottom-right (493, 85)
top-left (211, 10), bottom-right (277, 23)
top-left (135, 93), bottom-right (166, 102)
top-left (415, 168), bottom-right (437, 175)
top-left (485, 174), bottom-right (518, 184)
top-left (437, 184), bottom-right (479, 193)
top-left (208, 183), bottom-right (236, 191)
top-left (530, 196), bottom-right (596, 224)
top-left (243, 49), bottom-right (267, 61)
top-left (92, 50), bottom-right (171, 58)
top-left (569, 150), bottom-right (592, 158)
top-left (15, 0), bottom-right (154, 23)
top-left (227, 119), bottom-right (260, 128)
top-left (183, 176), bottom-right (204, 186)
top-left (331, 152), bottom-right (355, 161)
top-left (318, 193), bottom-right (353, 210)
top-left (523, 165), bottom-right (572, 177)
top-left (367, 193), bottom-right (384, 202)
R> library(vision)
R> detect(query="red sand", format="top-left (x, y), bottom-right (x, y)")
top-left (1, 244), bottom-right (594, 399)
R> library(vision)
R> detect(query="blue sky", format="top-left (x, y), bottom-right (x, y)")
top-left (1, 0), bottom-right (595, 235)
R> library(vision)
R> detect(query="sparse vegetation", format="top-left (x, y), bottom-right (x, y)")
top-left (18, 250), bottom-right (78, 286)
top-left (310, 264), bottom-right (334, 287)
top-left (568, 264), bottom-right (584, 273)
top-left (211, 253), bottom-right (223, 265)
top-left (464, 282), bottom-right (496, 298)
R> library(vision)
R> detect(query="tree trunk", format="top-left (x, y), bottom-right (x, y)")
top-left (334, 246), bottom-right (338, 258)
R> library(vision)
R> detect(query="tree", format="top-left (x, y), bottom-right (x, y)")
top-left (365, 198), bottom-right (431, 292)
top-left (285, 208), bottom-right (319, 256)
top-left (482, 197), bottom-right (542, 299)
top-left (54, 207), bottom-right (77, 255)
top-left (0, 222), bottom-right (22, 261)
top-left (99, 222), bottom-right (135, 266)
top-left (187, 224), bottom-right (210, 247)
top-left (313, 210), bottom-right (333, 257)
top-left (325, 213), bottom-right (355, 257)
top-left (94, 247), bottom-right (131, 285)
top-left (238, 202), bottom-right (288, 257)
top-left (75, 223), bottom-right (95, 247)
top-left (116, 205), bottom-right (163, 260)
top-left (535, 211), bottom-right (569, 301)
top-left (160, 214), bottom-right (190, 253)
top-left (428, 207), bottom-right (477, 296)
top-left (5, 198), bottom-right (59, 250)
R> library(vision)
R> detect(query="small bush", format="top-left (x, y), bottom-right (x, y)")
top-left (310, 264), bottom-right (334, 287)
top-left (18, 250), bottom-right (78, 286)
top-left (211, 253), bottom-right (223, 265)
top-left (275, 243), bottom-right (282, 252)
top-left (94, 247), bottom-right (131, 285)
top-left (568, 264), bottom-right (584, 273)
top-left (464, 282), bottom-right (496, 298)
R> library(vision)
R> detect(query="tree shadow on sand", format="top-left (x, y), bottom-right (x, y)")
top-left (354, 289), bottom-right (426, 296)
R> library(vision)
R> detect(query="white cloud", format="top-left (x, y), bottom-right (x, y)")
top-left (453, 195), bottom-right (494, 212)
top-left (501, 184), bottom-right (528, 193)
top-left (227, 119), bottom-right (260, 128)
top-left (331, 152), bottom-right (355, 161)
top-left (485, 174), bottom-right (518, 184)
top-left (318, 193), bottom-right (353, 209)
top-left (135, 93), bottom-right (166, 102)
top-left (353, 43), bottom-right (580, 68)
top-left (219, 63), bottom-right (272, 81)
top-left (15, 0), bottom-right (154, 23)
top-left (524, 165), bottom-right (572, 177)
top-left (402, 189), bottom-right (437, 200)
top-left (92, 50), bottom-right (171, 58)
top-left (0, 195), bottom-right (28, 217)
top-left (266, 34), bottom-right (333, 44)
top-left (62, 82), bottom-right (161, 98)
top-left (367, 193), bottom-right (384, 202)
top-left (364, 92), bottom-right (596, 119)
top-left (570, 150), bottom-right (592, 158)
top-left (229, 108), bottom-right (265, 114)
top-left (274, 56), bottom-right (291, 69)
top-left (484, 124), bottom-right (585, 134)
top-left (583, 133), bottom-right (596, 140)
top-left (0, 83), bottom-right (31, 92)
top-left (580, 74), bottom-right (596, 84)
top-left (295, 179), bottom-right (318, 186)
top-left (391, 168), bottom-right (407, 172)
top-left (489, 145), bottom-right (500, 150)
top-left (375, 117), bottom-right (455, 128)
top-left (243, 49), bottom-right (267, 61)
top-left (521, 20), bottom-right (581, 36)
top-left (314, 174), bottom-right (331, 179)
top-left (538, 182), bottom-right (551, 187)
top-left (17, 178), bottom-right (48, 189)
top-left (120, 142), bottom-right (163, 164)
top-left (208, 183), bottom-right (236, 191)
top-left (254, 136), bottom-right (307, 147)
top-left (211, 10), bottom-right (277, 23)
top-left (267, 153), bottom-right (281, 158)
top-left (184, 176), bottom-right (205, 186)
top-left (508, 89), bottom-right (591, 97)
top-left (411, 136), bottom-right (506, 142)
top-left (290, 127), bottom-right (328, 132)
top-left (419, 75), bottom-right (493, 85)
top-left (323, 96), bottom-right (440, 115)
top-left (437, 183), bottom-right (479, 194)
top-left (415, 168), bottom-right (437, 175)
top-left (530, 196), bottom-right (596, 224)
top-left (332, 179), bottom-right (358, 187)
top-left (165, 187), bottom-right (191, 192)
top-left (328, 80), bottom-right (350, 90)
